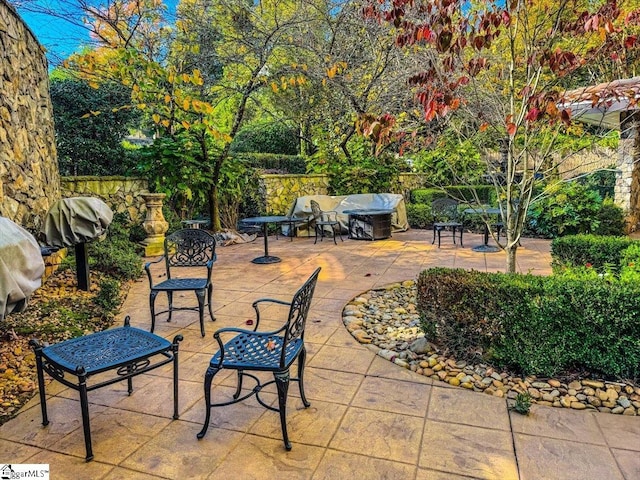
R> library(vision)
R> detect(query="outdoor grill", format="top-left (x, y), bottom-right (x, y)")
top-left (0, 217), bottom-right (45, 321)
top-left (40, 197), bottom-right (113, 291)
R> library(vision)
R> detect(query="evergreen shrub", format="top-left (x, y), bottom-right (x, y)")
top-left (417, 268), bottom-right (640, 379)
top-left (551, 234), bottom-right (636, 274)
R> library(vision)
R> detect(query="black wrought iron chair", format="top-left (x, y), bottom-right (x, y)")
top-left (310, 200), bottom-right (343, 245)
top-left (145, 229), bottom-right (217, 337)
top-left (431, 198), bottom-right (464, 247)
top-left (197, 267), bottom-right (321, 450)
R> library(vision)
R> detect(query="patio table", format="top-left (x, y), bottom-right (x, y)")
top-left (241, 215), bottom-right (292, 264)
top-left (462, 207), bottom-right (502, 253)
top-left (30, 317), bottom-right (183, 461)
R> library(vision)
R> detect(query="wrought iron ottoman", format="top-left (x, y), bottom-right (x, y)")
top-left (30, 317), bottom-right (183, 461)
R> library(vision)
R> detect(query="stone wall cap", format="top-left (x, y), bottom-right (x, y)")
top-left (261, 173), bottom-right (328, 178)
top-left (61, 175), bottom-right (148, 181)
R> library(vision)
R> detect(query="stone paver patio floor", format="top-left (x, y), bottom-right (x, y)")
top-left (1, 229), bottom-right (638, 479)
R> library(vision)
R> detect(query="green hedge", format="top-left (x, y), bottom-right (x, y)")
top-left (406, 204), bottom-right (434, 229)
top-left (551, 234), bottom-right (636, 273)
top-left (232, 153), bottom-right (307, 174)
top-left (410, 185), bottom-right (495, 205)
top-left (417, 268), bottom-right (640, 379)
top-left (411, 188), bottom-right (446, 205)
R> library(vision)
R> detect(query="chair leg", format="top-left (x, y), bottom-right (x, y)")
top-left (167, 291), bottom-right (174, 322)
top-left (453, 227), bottom-right (457, 245)
top-left (197, 364), bottom-right (219, 439)
top-left (233, 370), bottom-right (243, 400)
top-left (196, 289), bottom-right (206, 337)
top-left (437, 229), bottom-right (442, 248)
top-left (297, 347), bottom-right (310, 408)
top-left (314, 225), bottom-right (319, 245)
top-left (459, 228), bottom-right (464, 247)
top-left (331, 226), bottom-right (337, 245)
top-left (149, 290), bottom-right (159, 332)
top-left (432, 226), bottom-right (436, 245)
top-left (207, 284), bottom-right (215, 322)
top-left (274, 369), bottom-right (292, 450)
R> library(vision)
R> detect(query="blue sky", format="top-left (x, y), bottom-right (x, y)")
top-left (15, 0), bottom-right (177, 67)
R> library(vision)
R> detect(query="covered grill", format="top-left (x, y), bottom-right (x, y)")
top-left (0, 217), bottom-right (45, 321)
top-left (40, 197), bottom-right (113, 291)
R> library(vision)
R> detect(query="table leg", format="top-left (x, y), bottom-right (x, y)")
top-left (30, 341), bottom-right (49, 426)
top-left (263, 223), bottom-right (269, 257)
top-left (252, 222), bottom-right (282, 264)
top-left (77, 368), bottom-right (94, 461)
top-left (172, 334), bottom-right (183, 420)
top-left (471, 224), bottom-right (500, 253)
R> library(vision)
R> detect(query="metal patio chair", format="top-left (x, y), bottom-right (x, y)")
top-left (145, 228), bottom-right (217, 337)
top-left (197, 267), bottom-right (321, 450)
top-left (431, 198), bottom-right (464, 247)
top-left (310, 200), bottom-right (343, 245)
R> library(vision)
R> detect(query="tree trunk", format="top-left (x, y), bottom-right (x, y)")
top-left (505, 243), bottom-right (517, 273)
top-left (209, 183), bottom-right (221, 232)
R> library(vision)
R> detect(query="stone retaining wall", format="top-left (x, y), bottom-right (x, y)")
top-left (60, 176), bottom-right (149, 223)
top-left (262, 174), bottom-right (330, 214)
top-left (0, 0), bottom-right (59, 230)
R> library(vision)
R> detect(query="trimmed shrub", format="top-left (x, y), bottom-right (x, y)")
top-left (230, 121), bottom-right (299, 155)
top-left (410, 185), bottom-right (495, 206)
top-left (445, 185), bottom-right (495, 205)
top-left (406, 204), bottom-right (434, 229)
top-left (231, 153), bottom-right (307, 174)
top-left (411, 188), bottom-right (445, 205)
top-left (417, 268), bottom-right (640, 379)
top-left (551, 234), bottom-right (635, 274)
top-left (592, 198), bottom-right (626, 236)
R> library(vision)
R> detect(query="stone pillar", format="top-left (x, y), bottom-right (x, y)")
top-left (141, 193), bottom-right (169, 256)
top-left (614, 112), bottom-right (640, 233)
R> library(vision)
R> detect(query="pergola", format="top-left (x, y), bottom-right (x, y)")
top-left (560, 77), bottom-right (640, 232)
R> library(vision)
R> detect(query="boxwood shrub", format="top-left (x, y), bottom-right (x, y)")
top-left (551, 234), bottom-right (636, 274)
top-left (410, 185), bottom-right (495, 205)
top-left (417, 268), bottom-right (640, 379)
top-left (231, 152), bottom-right (307, 174)
top-left (406, 203), bottom-right (434, 229)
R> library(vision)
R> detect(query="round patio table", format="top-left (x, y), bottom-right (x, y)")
top-left (241, 215), bottom-right (292, 264)
top-left (462, 207), bottom-right (502, 253)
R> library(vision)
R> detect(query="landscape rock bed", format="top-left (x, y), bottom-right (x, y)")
top-left (343, 282), bottom-right (640, 415)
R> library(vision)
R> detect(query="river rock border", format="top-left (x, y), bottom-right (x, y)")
top-left (342, 281), bottom-right (639, 416)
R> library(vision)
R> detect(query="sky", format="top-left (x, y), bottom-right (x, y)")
top-left (14, 0), bottom-right (178, 67)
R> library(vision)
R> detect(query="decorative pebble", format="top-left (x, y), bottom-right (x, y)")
top-left (343, 283), bottom-right (639, 417)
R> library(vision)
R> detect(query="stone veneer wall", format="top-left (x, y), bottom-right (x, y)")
top-left (262, 174), bottom-right (330, 214)
top-left (615, 114), bottom-right (640, 232)
top-left (0, 0), bottom-right (60, 229)
top-left (60, 176), bottom-right (149, 223)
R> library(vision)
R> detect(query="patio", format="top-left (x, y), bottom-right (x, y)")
top-left (1, 229), bottom-right (638, 479)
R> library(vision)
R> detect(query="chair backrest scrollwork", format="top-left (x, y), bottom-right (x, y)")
top-left (164, 229), bottom-right (217, 268)
top-left (280, 267), bottom-right (321, 366)
top-left (431, 198), bottom-right (460, 222)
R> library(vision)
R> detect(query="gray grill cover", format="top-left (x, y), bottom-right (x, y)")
top-left (41, 197), bottom-right (113, 248)
top-left (286, 193), bottom-right (409, 234)
top-left (0, 217), bottom-right (45, 320)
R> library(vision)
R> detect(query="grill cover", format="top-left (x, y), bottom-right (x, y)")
top-left (0, 217), bottom-right (45, 320)
top-left (41, 197), bottom-right (113, 248)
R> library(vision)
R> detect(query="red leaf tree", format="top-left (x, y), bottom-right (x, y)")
top-left (364, 0), bottom-right (640, 272)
